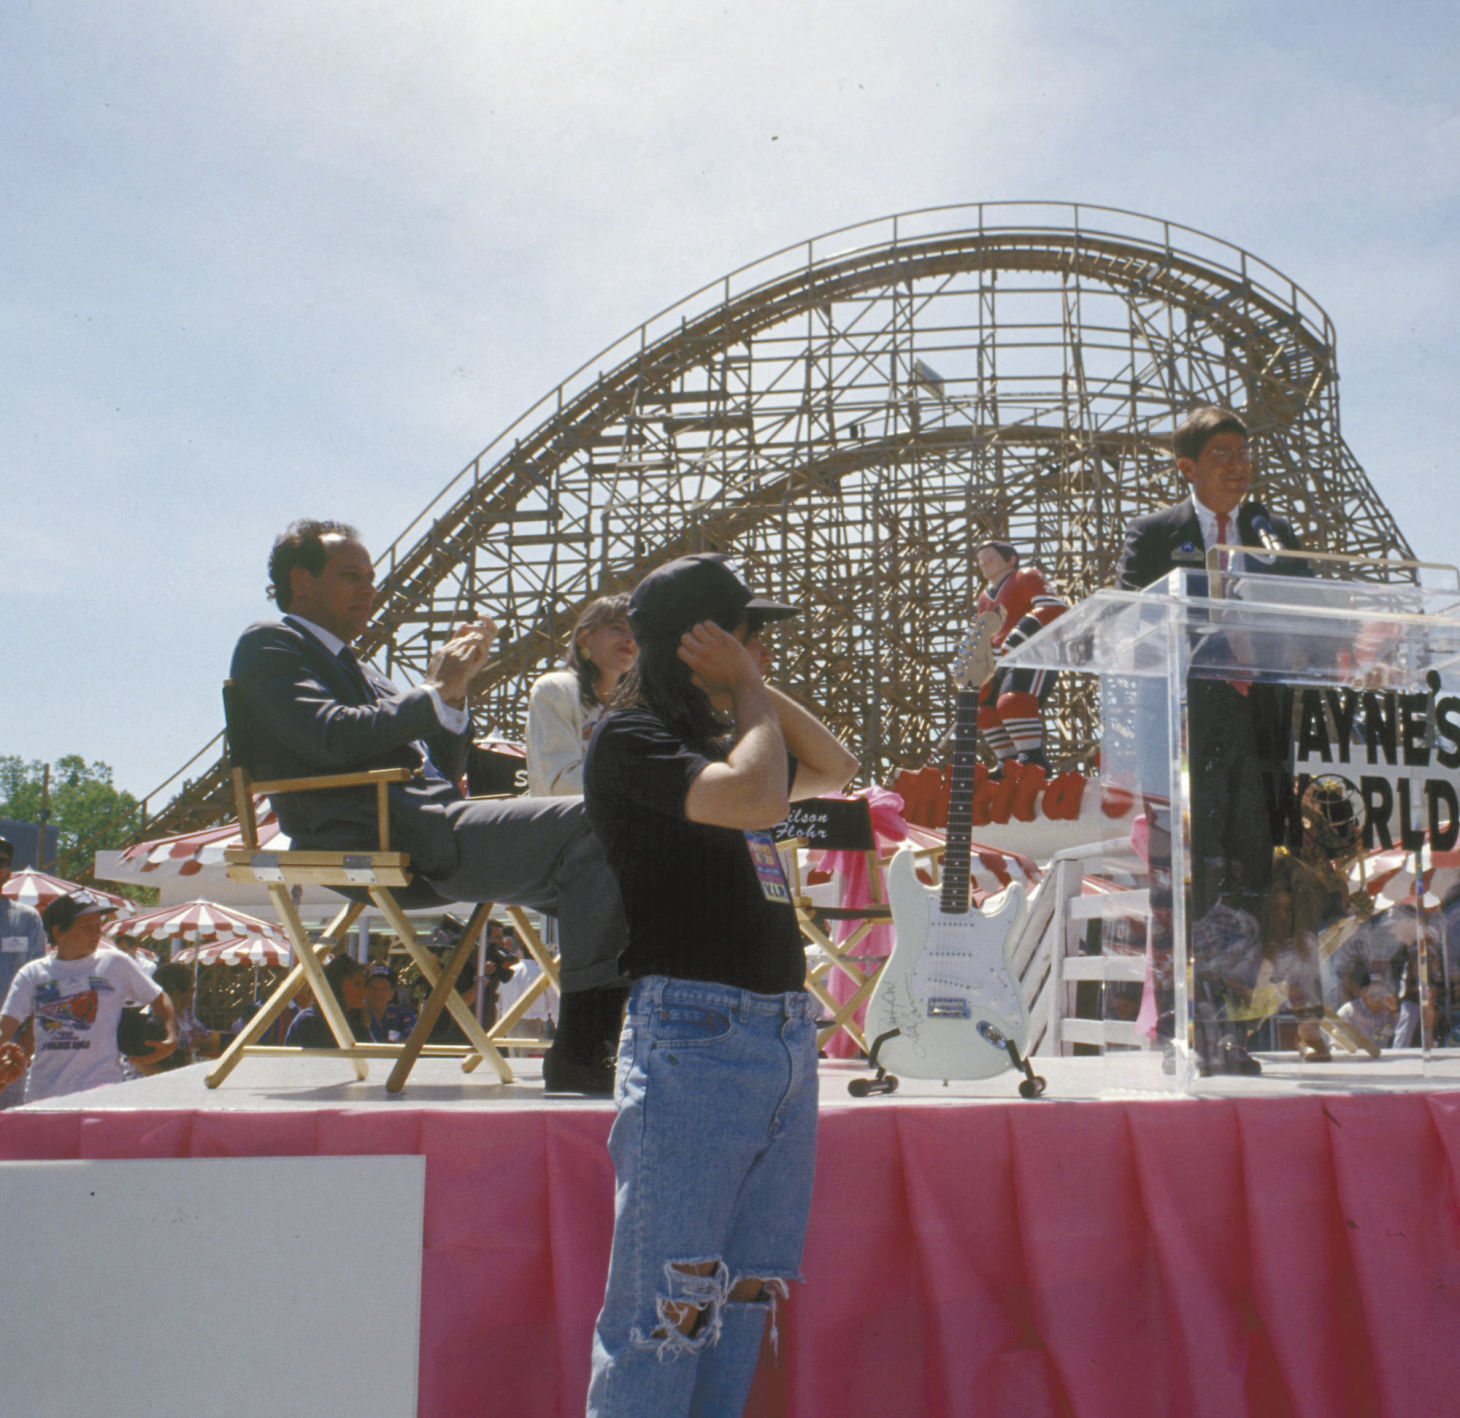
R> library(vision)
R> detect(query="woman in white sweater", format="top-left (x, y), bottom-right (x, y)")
top-left (526, 595), bottom-right (637, 796)
top-left (525, 595), bottom-right (638, 1091)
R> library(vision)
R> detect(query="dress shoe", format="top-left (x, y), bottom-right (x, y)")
top-left (1296, 1022), bottom-right (1332, 1063)
top-left (542, 1054), bottom-right (614, 1095)
top-left (1197, 1037), bottom-right (1263, 1077)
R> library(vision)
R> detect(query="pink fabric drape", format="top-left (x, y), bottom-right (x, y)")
top-left (6, 1090), bottom-right (1459, 1418)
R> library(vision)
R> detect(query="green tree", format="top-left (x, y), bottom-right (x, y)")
top-left (0, 754), bottom-right (145, 877)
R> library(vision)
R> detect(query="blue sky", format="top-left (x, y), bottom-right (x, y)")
top-left (3, 0), bottom-right (1455, 806)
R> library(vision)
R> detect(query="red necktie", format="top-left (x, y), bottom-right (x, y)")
top-left (1213, 512), bottom-right (1249, 692)
top-left (1214, 512), bottom-right (1235, 577)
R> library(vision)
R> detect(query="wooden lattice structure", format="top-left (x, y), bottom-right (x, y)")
top-left (143, 201), bottom-right (1413, 839)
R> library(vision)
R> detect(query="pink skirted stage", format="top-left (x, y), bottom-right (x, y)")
top-left (3, 1054), bottom-right (1459, 1418)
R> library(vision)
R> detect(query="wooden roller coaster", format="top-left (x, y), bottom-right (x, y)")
top-left (138, 200), bottom-right (1413, 842)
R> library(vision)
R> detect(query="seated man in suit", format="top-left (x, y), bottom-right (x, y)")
top-left (1115, 407), bottom-right (1312, 1074)
top-left (229, 518), bottom-right (628, 1093)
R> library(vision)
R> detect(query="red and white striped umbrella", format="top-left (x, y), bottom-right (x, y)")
top-left (103, 898), bottom-right (283, 946)
top-left (118, 807), bottom-right (288, 878)
top-left (172, 934), bottom-right (293, 968)
top-left (1349, 841), bottom-right (1460, 909)
top-left (1, 868), bottom-right (137, 917)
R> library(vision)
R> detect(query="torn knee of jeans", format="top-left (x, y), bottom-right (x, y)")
top-left (632, 1257), bottom-right (729, 1358)
top-left (728, 1274), bottom-right (793, 1353)
top-left (726, 1276), bottom-right (773, 1304)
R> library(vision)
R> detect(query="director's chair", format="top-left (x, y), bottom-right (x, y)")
top-left (206, 681), bottom-right (522, 1091)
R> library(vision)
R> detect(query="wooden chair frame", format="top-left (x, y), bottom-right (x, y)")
top-left (207, 681), bottom-right (542, 1092)
top-left (783, 840), bottom-right (885, 1053)
top-left (485, 911), bottom-right (560, 1050)
top-left (382, 902), bottom-right (560, 1092)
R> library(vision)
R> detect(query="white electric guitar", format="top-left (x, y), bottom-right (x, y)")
top-left (854, 611), bottom-right (1045, 1097)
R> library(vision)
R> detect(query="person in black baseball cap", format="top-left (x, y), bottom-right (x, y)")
top-left (626, 553), bottom-right (798, 641)
top-left (619, 555), bottom-right (802, 742)
top-left (582, 555), bottom-right (857, 1414)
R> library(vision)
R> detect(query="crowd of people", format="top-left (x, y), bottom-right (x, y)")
top-left (226, 914), bottom-right (542, 1050)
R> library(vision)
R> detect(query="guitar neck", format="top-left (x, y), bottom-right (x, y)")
top-left (939, 688), bottom-right (980, 915)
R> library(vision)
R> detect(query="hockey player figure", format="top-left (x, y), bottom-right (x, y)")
top-left (973, 541), bottom-right (1068, 775)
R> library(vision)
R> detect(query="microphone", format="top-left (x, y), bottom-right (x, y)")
top-left (1238, 501), bottom-right (1286, 557)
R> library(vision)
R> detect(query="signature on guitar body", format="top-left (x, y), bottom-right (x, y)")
top-left (862, 607), bottom-right (1031, 1080)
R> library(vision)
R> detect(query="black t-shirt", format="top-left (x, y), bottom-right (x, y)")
top-left (584, 705), bottom-right (805, 994)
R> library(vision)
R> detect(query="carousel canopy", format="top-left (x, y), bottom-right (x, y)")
top-left (118, 806), bottom-right (287, 878)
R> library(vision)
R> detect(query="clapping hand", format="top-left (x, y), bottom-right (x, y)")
top-left (429, 615), bottom-right (499, 706)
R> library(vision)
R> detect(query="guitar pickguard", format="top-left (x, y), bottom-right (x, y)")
top-left (908, 913), bottom-right (1027, 1029)
top-left (866, 845), bottom-right (1030, 1080)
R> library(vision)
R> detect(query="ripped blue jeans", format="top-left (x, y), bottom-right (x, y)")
top-left (586, 976), bottom-right (819, 1418)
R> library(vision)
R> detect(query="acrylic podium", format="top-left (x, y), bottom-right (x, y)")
top-left (1000, 553), bottom-right (1460, 1092)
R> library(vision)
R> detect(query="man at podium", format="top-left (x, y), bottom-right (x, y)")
top-left (1116, 405), bottom-right (1306, 593)
top-left (1115, 405), bottom-right (1312, 1074)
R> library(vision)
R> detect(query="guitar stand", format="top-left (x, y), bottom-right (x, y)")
top-left (848, 1028), bottom-right (902, 1097)
top-left (847, 1025), bottom-right (1048, 1100)
top-left (978, 1021), bottom-right (1047, 1099)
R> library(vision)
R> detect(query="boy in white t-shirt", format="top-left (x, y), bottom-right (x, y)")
top-left (0, 891), bottom-right (177, 1104)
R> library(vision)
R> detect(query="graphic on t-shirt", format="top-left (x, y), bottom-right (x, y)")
top-left (34, 977), bottom-right (109, 1036)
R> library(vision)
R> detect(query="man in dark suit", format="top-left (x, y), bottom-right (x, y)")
top-left (1116, 407), bottom-right (1312, 1074)
top-left (1116, 407), bottom-right (1306, 594)
top-left (229, 519), bottom-right (628, 1092)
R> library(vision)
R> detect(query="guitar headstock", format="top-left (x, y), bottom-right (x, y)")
top-left (950, 608), bottom-right (1004, 691)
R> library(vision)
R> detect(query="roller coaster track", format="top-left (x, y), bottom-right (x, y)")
top-left (134, 201), bottom-right (1412, 842)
